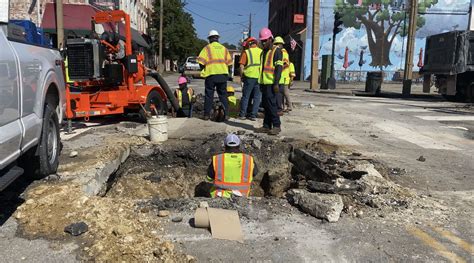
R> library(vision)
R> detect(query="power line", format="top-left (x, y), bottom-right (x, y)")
top-left (186, 1), bottom-right (244, 17)
top-left (184, 6), bottom-right (248, 26)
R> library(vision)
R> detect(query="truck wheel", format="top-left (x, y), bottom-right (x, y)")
top-left (139, 90), bottom-right (167, 121)
top-left (34, 104), bottom-right (60, 178)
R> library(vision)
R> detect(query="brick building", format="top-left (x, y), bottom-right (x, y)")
top-left (9, 0), bottom-right (153, 33)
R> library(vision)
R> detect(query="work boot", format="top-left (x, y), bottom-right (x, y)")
top-left (268, 127), bottom-right (281, 136)
top-left (255, 127), bottom-right (271, 133)
top-left (277, 111), bottom-right (284, 116)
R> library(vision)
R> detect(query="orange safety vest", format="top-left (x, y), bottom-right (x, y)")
top-left (211, 153), bottom-right (254, 198)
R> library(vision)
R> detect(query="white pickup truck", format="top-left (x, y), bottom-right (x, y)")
top-left (0, 2), bottom-right (65, 191)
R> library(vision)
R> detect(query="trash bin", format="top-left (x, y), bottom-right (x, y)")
top-left (365, 71), bottom-right (383, 94)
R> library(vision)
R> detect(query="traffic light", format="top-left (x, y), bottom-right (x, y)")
top-left (333, 12), bottom-right (343, 35)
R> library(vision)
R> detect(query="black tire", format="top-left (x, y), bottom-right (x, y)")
top-left (147, 72), bottom-right (180, 112)
top-left (139, 90), bottom-right (168, 121)
top-left (34, 104), bottom-right (61, 179)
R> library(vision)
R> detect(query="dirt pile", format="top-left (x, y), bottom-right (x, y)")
top-left (15, 181), bottom-right (192, 262)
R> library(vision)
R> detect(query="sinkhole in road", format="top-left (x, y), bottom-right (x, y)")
top-left (103, 132), bottom-right (417, 221)
top-left (105, 133), bottom-right (339, 200)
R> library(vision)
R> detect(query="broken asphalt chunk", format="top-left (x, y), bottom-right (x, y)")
top-left (64, 221), bottom-right (88, 236)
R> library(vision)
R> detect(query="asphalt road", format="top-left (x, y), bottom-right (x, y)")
top-left (0, 74), bottom-right (472, 262)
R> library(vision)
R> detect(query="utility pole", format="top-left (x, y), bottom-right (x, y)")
top-left (469, 0), bottom-right (474, 30)
top-left (55, 0), bottom-right (64, 50)
top-left (402, 0), bottom-right (418, 97)
top-left (248, 13), bottom-right (252, 37)
top-left (158, 0), bottom-right (163, 73)
top-left (310, 0), bottom-right (320, 90)
top-left (37, 0), bottom-right (41, 27)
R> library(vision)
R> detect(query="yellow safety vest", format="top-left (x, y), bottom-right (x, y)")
top-left (175, 88), bottom-right (193, 108)
top-left (259, 46), bottom-right (284, 85)
top-left (197, 42), bottom-right (233, 78)
top-left (288, 62), bottom-right (296, 85)
top-left (243, 46), bottom-right (262, 79)
top-left (65, 57), bottom-right (72, 83)
top-left (209, 153), bottom-right (254, 198)
top-left (282, 48), bottom-right (290, 85)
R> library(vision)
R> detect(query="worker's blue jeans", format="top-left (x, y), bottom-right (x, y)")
top-left (276, 84), bottom-right (285, 112)
top-left (204, 76), bottom-right (228, 117)
top-left (239, 77), bottom-right (261, 118)
top-left (261, 84), bottom-right (281, 129)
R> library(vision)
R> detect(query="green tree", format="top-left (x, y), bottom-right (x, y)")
top-left (151, 0), bottom-right (204, 62)
top-left (222, 42), bottom-right (238, 50)
top-left (335, 0), bottom-right (438, 67)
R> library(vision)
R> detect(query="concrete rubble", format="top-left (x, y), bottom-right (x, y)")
top-left (287, 189), bottom-right (344, 222)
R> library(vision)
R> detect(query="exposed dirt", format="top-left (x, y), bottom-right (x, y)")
top-left (13, 130), bottom-right (455, 262)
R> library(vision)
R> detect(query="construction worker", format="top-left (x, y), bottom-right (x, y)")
top-left (198, 30), bottom-right (234, 121)
top-left (207, 134), bottom-right (257, 198)
top-left (239, 37), bottom-right (262, 121)
top-left (273, 36), bottom-right (289, 115)
top-left (174, 76), bottom-right (195, 117)
top-left (255, 28), bottom-right (284, 135)
top-left (211, 86), bottom-right (238, 121)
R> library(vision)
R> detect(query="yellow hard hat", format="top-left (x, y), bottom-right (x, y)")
top-left (274, 36), bottom-right (285, 44)
top-left (227, 86), bottom-right (235, 93)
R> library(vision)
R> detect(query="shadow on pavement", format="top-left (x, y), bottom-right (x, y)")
top-left (0, 173), bottom-right (36, 226)
top-left (225, 120), bottom-right (256, 131)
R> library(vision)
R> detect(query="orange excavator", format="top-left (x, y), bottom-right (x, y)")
top-left (65, 10), bottom-right (179, 129)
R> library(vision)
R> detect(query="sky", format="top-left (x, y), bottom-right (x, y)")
top-left (183, 0), bottom-right (269, 45)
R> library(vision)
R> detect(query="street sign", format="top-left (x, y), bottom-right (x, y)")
top-left (294, 14), bottom-right (304, 24)
top-left (0, 0), bottom-right (9, 24)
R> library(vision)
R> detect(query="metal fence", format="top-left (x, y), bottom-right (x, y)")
top-left (333, 70), bottom-right (424, 83)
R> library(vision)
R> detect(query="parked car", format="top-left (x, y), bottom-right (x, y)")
top-left (0, 5), bottom-right (66, 191)
top-left (183, 56), bottom-right (201, 78)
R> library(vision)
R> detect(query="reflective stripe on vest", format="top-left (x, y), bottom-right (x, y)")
top-left (243, 47), bottom-right (262, 79)
top-left (212, 153), bottom-right (253, 196)
top-left (198, 42), bottom-right (232, 78)
top-left (259, 46), bottom-right (284, 85)
top-left (176, 89), bottom-right (192, 108)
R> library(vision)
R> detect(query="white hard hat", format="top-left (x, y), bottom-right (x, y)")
top-left (208, 30), bottom-right (220, 38)
top-left (224, 134), bottom-right (240, 147)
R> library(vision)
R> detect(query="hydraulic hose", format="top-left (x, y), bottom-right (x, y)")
top-left (147, 72), bottom-right (180, 112)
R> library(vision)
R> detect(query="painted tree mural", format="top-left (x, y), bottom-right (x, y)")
top-left (335, 0), bottom-right (438, 67)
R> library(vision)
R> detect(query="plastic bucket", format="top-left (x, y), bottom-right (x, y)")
top-left (148, 116), bottom-right (168, 143)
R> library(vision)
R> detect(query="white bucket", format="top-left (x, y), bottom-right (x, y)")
top-left (148, 115), bottom-right (168, 143)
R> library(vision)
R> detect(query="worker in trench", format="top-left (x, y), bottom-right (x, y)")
top-left (206, 134), bottom-right (258, 198)
top-left (174, 76), bottom-right (195, 117)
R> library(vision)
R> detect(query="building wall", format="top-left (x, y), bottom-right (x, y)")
top-left (268, 0), bottom-right (308, 80)
top-left (118, 0), bottom-right (152, 33)
top-left (9, 0), bottom-right (153, 33)
top-left (9, 0), bottom-right (87, 26)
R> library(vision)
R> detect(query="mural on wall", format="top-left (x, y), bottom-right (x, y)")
top-left (304, 0), bottom-right (471, 79)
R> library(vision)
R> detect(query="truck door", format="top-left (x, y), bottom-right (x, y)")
top-left (10, 40), bottom-right (46, 150)
top-left (0, 28), bottom-right (22, 170)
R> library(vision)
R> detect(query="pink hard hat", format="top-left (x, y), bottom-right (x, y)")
top-left (178, 76), bottom-right (187, 85)
top-left (259, 27), bottom-right (273, 41)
